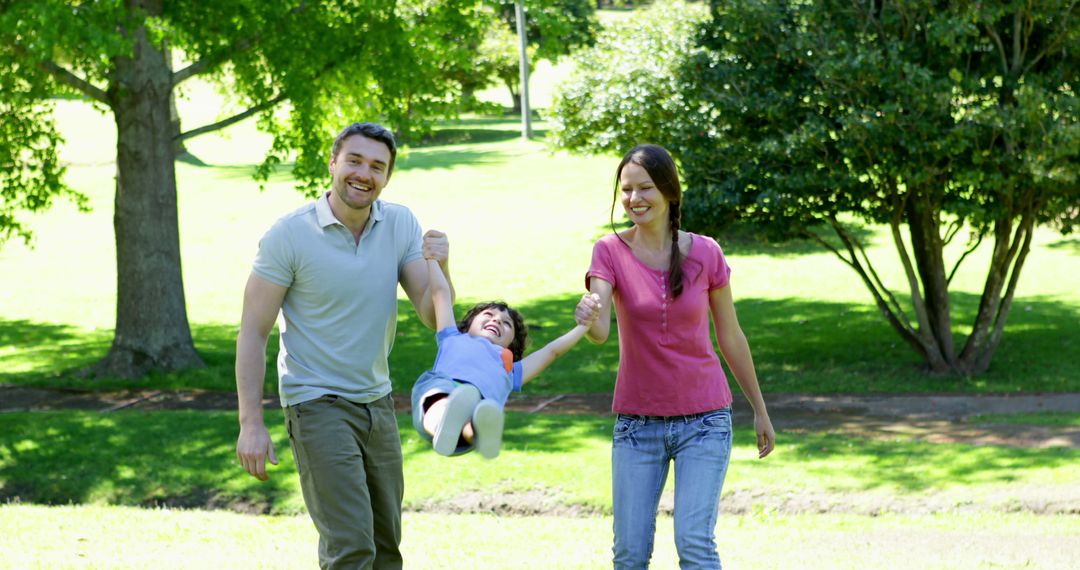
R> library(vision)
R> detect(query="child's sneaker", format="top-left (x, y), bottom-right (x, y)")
top-left (433, 384), bottom-right (481, 456)
top-left (471, 400), bottom-right (504, 459)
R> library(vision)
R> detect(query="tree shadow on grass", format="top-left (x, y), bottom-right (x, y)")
top-left (701, 221), bottom-right (878, 257)
top-left (203, 163), bottom-right (297, 183)
top-left (0, 320), bottom-right (277, 394)
top-left (412, 127), bottom-right (524, 148)
top-left (391, 292), bottom-right (1080, 397)
top-left (0, 410), bottom-right (298, 514)
top-left (395, 148), bottom-right (507, 172)
top-left (0, 320), bottom-right (112, 382)
top-left (732, 292), bottom-right (1080, 394)
top-left (3, 291), bottom-right (1075, 397)
top-left (770, 428), bottom-right (1080, 493)
top-left (1046, 236), bottom-right (1080, 252)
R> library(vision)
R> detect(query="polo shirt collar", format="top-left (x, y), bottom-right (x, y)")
top-left (315, 192), bottom-right (384, 228)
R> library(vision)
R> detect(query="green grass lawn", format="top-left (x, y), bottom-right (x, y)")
top-left (2, 12), bottom-right (1077, 570)
top-left (2, 505), bottom-right (1078, 569)
top-left (3, 411), bottom-right (1076, 515)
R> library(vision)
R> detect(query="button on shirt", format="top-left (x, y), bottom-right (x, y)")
top-left (586, 232), bottom-right (734, 416)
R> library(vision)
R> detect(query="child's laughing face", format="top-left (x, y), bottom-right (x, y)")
top-left (467, 307), bottom-right (515, 348)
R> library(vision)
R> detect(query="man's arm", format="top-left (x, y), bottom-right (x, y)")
top-left (401, 230), bottom-right (453, 329)
top-left (236, 272), bottom-right (287, 481)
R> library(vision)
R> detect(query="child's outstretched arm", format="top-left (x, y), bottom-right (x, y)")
top-left (520, 294), bottom-right (601, 384)
top-left (428, 259), bottom-right (456, 331)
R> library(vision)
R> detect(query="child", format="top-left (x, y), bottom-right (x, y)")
top-left (411, 258), bottom-right (600, 459)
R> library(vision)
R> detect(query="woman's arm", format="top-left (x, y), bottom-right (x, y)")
top-left (577, 278), bottom-right (613, 344)
top-left (710, 284), bottom-right (775, 458)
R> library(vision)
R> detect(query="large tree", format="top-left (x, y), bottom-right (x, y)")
top-left (0, 0), bottom-right (487, 378)
top-left (553, 0), bottom-right (1080, 375)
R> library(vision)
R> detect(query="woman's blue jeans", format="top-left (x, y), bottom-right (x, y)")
top-left (611, 408), bottom-right (733, 570)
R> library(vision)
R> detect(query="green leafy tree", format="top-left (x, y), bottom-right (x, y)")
top-left (550, 0), bottom-right (707, 152)
top-left (0, 0), bottom-right (487, 378)
top-left (684, 0), bottom-right (1080, 375)
top-left (553, 0), bottom-right (1080, 375)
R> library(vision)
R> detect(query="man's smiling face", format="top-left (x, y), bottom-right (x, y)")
top-left (329, 134), bottom-right (391, 211)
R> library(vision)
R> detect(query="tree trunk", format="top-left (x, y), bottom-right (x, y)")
top-left (959, 208), bottom-right (1034, 374)
top-left (164, 45), bottom-right (190, 159)
top-left (905, 195), bottom-right (956, 372)
top-left (506, 81), bottom-right (521, 114)
top-left (91, 0), bottom-right (204, 378)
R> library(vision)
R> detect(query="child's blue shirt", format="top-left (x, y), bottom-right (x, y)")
top-left (431, 327), bottom-right (524, 406)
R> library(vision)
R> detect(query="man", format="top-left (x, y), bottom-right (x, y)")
top-left (235, 122), bottom-right (451, 569)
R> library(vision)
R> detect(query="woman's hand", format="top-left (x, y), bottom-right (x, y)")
top-left (575, 293), bottom-right (601, 326)
top-left (755, 413), bottom-right (775, 458)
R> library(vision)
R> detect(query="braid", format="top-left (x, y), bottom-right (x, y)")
top-left (668, 202), bottom-right (684, 298)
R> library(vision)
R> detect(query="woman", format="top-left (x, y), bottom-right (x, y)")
top-left (576, 144), bottom-right (775, 569)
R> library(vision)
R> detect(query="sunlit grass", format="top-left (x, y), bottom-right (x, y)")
top-left (2, 411), bottom-right (1076, 514)
top-left (2, 504), bottom-right (1078, 570)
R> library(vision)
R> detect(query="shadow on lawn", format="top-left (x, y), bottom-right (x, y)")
top-left (3, 290), bottom-right (1077, 396)
top-left (410, 126), bottom-right (549, 148)
top-left (740, 292), bottom-right (1080, 394)
top-left (390, 293), bottom-right (1080, 396)
top-left (0, 321), bottom-right (277, 394)
top-left (0, 410), bottom-right (296, 513)
top-left (769, 429), bottom-right (1080, 493)
top-left (3, 411), bottom-right (354, 509)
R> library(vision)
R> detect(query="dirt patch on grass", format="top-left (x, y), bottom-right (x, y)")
top-left (4, 386), bottom-right (1077, 449)
top-left (4, 385), bottom-right (1078, 517)
top-left (404, 484), bottom-right (1080, 518)
top-left (717, 486), bottom-right (1080, 516)
top-left (407, 489), bottom-right (604, 518)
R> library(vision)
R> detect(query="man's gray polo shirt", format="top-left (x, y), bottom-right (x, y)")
top-left (253, 193), bottom-right (423, 407)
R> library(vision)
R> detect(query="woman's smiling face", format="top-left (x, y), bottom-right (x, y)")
top-left (620, 161), bottom-right (669, 227)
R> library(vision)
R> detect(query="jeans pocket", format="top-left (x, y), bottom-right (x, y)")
top-left (699, 408), bottom-right (732, 432)
top-left (613, 415), bottom-right (641, 439)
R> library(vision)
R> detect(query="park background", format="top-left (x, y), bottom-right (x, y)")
top-left (1, 1), bottom-right (1079, 568)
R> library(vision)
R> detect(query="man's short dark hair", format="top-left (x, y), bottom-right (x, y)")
top-left (332, 122), bottom-right (398, 178)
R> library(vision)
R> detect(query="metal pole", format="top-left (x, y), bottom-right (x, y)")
top-left (515, 0), bottom-right (532, 139)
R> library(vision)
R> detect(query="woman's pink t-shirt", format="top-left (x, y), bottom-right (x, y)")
top-left (587, 232), bottom-right (734, 416)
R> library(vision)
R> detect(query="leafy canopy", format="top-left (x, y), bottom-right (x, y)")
top-left (0, 0), bottom-right (492, 244)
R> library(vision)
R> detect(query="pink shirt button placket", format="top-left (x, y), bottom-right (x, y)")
top-left (660, 279), bottom-right (668, 329)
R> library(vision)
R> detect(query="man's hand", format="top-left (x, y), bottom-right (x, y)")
top-left (423, 229), bottom-right (449, 263)
top-left (237, 423), bottom-right (278, 481)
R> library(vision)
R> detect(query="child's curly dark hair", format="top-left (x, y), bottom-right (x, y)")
top-left (458, 301), bottom-right (528, 361)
